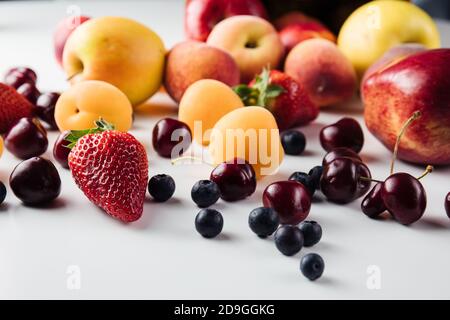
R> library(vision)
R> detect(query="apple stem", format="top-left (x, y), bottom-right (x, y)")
top-left (359, 176), bottom-right (383, 183)
top-left (171, 156), bottom-right (212, 166)
top-left (417, 165), bottom-right (433, 180)
top-left (66, 72), bottom-right (80, 81)
top-left (390, 111), bottom-right (421, 175)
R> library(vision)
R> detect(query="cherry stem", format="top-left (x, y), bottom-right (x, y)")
top-left (390, 111), bottom-right (421, 175)
top-left (359, 176), bottom-right (383, 183)
top-left (417, 165), bottom-right (433, 180)
top-left (171, 156), bottom-right (212, 166)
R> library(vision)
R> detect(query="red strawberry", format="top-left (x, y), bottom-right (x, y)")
top-left (0, 83), bottom-right (34, 133)
top-left (67, 119), bottom-right (148, 223)
top-left (234, 69), bottom-right (319, 130)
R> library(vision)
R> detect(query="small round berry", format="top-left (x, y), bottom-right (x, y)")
top-left (191, 180), bottom-right (220, 208)
top-left (274, 225), bottom-right (304, 256)
top-left (308, 166), bottom-right (323, 190)
top-left (289, 172), bottom-right (315, 196)
top-left (280, 130), bottom-right (306, 155)
top-left (0, 181), bottom-right (6, 204)
top-left (248, 207), bottom-right (280, 238)
top-left (298, 221), bottom-right (322, 247)
top-left (195, 208), bottom-right (223, 238)
top-left (148, 174), bottom-right (175, 202)
top-left (300, 253), bottom-right (324, 281)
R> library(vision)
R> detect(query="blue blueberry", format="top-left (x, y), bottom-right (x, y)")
top-left (195, 208), bottom-right (223, 238)
top-left (191, 180), bottom-right (220, 208)
top-left (0, 182), bottom-right (6, 204)
top-left (300, 253), bottom-right (324, 281)
top-left (148, 174), bottom-right (175, 202)
top-left (308, 166), bottom-right (323, 190)
top-left (299, 221), bottom-right (322, 247)
top-left (280, 130), bottom-right (306, 155)
top-left (248, 207), bottom-right (280, 238)
top-left (274, 225), bottom-right (304, 256)
top-left (289, 172), bottom-right (315, 196)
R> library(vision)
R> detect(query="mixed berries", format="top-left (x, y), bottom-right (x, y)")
top-left (0, 63), bottom-right (445, 284)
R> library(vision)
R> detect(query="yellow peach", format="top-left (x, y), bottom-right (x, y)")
top-left (178, 79), bottom-right (244, 146)
top-left (55, 80), bottom-right (132, 132)
top-left (209, 107), bottom-right (284, 179)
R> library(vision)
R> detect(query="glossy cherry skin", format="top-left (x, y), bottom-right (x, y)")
top-left (320, 118), bottom-right (364, 153)
top-left (17, 82), bottom-right (40, 105)
top-left (320, 157), bottom-right (371, 203)
top-left (361, 182), bottom-right (387, 218)
top-left (322, 147), bottom-right (362, 167)
top-left (445, 192), bottom-right (450, 219)
top-left (36, 92), bottom-right (60, 129)
top-left (53, 130), bottom-right (71, 169)
top-left (4, 117), bottom-right (48, 160)
top-left (381, 173), bottom-right (426, 225)
top-left (210, 158), bottom-right (256, 201)
top-left (263, 180), bottom-right (311, 225)
top-left (152, 118), bottom-right (191, 158)
top-left (4, 67), bottom-right (37, 89)
top-left (9, 157), bottom-right (61, 206)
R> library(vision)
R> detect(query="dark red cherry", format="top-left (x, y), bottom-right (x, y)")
top-left (4, 67), bottom-right (37, 89)
top-left (152, 118), bottom-right (191, 158)
top-left (17, 82), bottom-right (40, 105)
top-left (320, 157), bottom-right (371, 203)
top-left (322, 147), bottom-right (362, 167)
top-left (320, 118), bottom-right (364, 153)
top-left (210, 158), bottom-right (256, 201)
top-left (445, 192), bottom-right (450, 219)
top-left (4, 117), bottom-right (48, 159)
top-left (381, 173), bottom-right (426, 225)
top-left (263, 180), bottom-right (311, 225)
top-left (9, 157), bottom-right (61, 206)
top-left (36, 92), bottom-right (60, 130)
top-left (53, 130), bottom-right (71, 169)
top-left (361, 182), bottom-right (387, 218)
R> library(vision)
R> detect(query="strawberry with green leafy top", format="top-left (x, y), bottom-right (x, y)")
top-left (67, 119), bottom-right (148, 223)
top-left (234, 68), bottom-right (319, 130)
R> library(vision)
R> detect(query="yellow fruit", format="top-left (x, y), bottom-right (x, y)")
top-left (209, 107), bottom-right (284, 179)
top-left (63, 16), bottom-right (165, 106)
top-left (178, 79), bottom-right (244, 146)
top-left (55, 80), bottom-right (132, 132)
top-left (338, 0), bottom-right (440, 76)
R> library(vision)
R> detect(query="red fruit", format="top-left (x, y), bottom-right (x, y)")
top-left (235, 69), bottom-right (319, 130)
top-left (68, 120), bottom-right (148, 222)
top-left (185, 0), bottom-right (268, 42)
top-left (279, 21), bottom-right (336, 53)
top-left (54, 15), bottom-right (90, 66)
top-left (263, 180), bottom-right (311, 225)
top-left (0, 83), bottom-right (35, 133)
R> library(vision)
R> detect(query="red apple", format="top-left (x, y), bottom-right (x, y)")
top-left (363, 49), bottom-right (450, 166)
top-left (273, 11), bottom-right (319, 31)
top-left (279, 21), bottom-right (336, 53)
top-left (361, 44), bottom-right (426, 93)
top-left (53, 15), bottom-right (90, 66)
top-left (185, 0), bottom-right (267, 42)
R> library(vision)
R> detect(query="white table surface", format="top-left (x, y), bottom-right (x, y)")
top-left (0, 0), bottom-right (449, 300)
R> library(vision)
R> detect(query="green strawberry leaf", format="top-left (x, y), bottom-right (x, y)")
top-left (265, 84), bottom-right (285, 98)
top-left (233, 84), bottom-right (252, 100)
top-left (65, 118), bottom-right (115, 149)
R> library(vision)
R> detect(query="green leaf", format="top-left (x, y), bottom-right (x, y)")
top-left (64, 118), bottom-right (115, 149)
top-left (233, 84), bottom-right (252, 100)
top-left (265, 84), bottom-right (284, 98)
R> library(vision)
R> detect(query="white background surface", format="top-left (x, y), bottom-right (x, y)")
top-left (0, 0), bottom-right (449, 299)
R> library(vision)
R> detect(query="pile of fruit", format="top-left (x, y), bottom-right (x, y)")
top-left (1, 0), bottom-right (449, 281)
